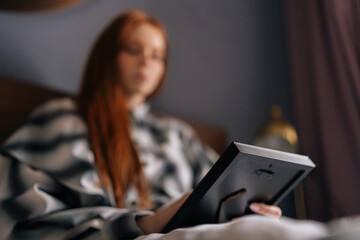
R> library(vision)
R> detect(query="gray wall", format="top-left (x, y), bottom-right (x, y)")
top-left (0, 0), bottom-right (292, 145)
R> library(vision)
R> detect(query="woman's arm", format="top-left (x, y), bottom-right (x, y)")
top-left (0, 98), bottom-right (152, 240)
top-left (0, 148), bottom-right (152, 240)
top-left (136, 191), bottom-right (191, 234)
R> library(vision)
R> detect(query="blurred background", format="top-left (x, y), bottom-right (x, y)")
top-left (0, 0), bottom-right (358, 223)
top-left (0, 0), bottom-right (292, 144)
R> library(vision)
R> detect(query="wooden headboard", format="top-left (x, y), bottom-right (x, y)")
top-left (0, 76), bottom-right (228, 154)
top-left (0, 77), bottom-right (67, 144)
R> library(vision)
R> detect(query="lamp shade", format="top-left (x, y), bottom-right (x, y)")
top-left (0, 0), bottom-right (83, 12)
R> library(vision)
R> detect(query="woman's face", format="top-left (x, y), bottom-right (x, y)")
top-left (117, 23), bottom-right (166, 106)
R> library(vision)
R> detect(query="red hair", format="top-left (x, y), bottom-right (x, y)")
top-left (77, 10), bottom-right (168, 209)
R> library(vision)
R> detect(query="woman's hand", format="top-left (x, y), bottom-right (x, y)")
top-left (248, 202), bottom-right (282, 218)
top-left (136, 191), bottom-right (192, 234)
top-left (230, 203), bottom-right (282, 223)
top-left (137, 193), bottom-right (282, 234)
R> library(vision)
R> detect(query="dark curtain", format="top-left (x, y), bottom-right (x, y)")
top-left (284, 0), bottom-right (360, 222)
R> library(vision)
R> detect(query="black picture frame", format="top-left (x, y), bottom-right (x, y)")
top-left (162, 142), bottom-right (315, 233)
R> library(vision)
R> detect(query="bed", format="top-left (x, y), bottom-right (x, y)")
top-left (0, 76), bottom-right (228, 154)
top-left (1, 76), bottom-right (358, 240)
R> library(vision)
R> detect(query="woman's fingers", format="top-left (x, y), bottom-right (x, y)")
top-left (249, 203), bottom-right (282, 218)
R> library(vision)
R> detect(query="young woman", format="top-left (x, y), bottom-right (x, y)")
top-left (0, 10), bottom-right (281, 239)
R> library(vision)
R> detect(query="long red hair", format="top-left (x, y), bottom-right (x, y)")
top-left (77, 10), bottom-right (168, 209)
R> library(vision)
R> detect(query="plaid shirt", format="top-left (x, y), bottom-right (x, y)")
top-left (0, 98), bottom-right (218, 239)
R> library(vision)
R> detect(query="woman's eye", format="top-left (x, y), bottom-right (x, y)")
top-left (152, 53), bottom-right (164, 61)
top-left (123, 46), bottom-right (165, 61)
top-left (123, 47), bottom-right (141, 55)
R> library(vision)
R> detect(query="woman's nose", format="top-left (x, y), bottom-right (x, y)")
top-left (139, 50), bottom-right (151, 65)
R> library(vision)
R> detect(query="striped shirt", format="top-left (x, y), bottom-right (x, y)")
top-left (0, 97), bottom-right (218, 240)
